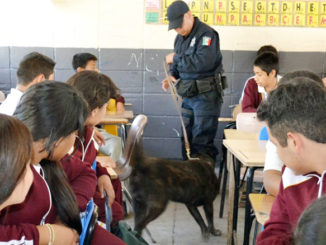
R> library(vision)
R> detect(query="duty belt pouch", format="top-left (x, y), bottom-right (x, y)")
top-left (221, 75), bottom-right (228, 90)
top-left (175, 79), bottom-right (198, 97)
top-left (196, 78), bottom-right (214, 94)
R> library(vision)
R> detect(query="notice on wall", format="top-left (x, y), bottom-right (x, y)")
top-left (144, 0), bottom-right (326, 28)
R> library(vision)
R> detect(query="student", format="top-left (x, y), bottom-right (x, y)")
top-left (67, 71), bottom-right (124, 227)
top-left (294, 195), bottom-right (326, 245)
top-left (0, 52), bottom-right (55, 115)
top-left (0, 52), bottom-right (97, 214)
top-left (72, 52), bottom-right (125, 114)
top-left (242, 51), bottom-right (280, 112)
top-left (6, 81), bottom-right (125, 245)
top-left (0, 115), bottom-right (35, 243)
top-left (256, 77), bottom-right (326, 244)
top-left (239, 45), bottom-right (278, 105)
top-left (72, 52), bottom-right (124, 162)
top-left (263, 70), bottom-right (324, 196)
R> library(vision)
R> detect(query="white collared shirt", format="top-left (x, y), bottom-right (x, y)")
top-left (0, 88), bottom-right (23, 115)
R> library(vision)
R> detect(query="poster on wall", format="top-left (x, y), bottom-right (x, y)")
top-left (144, 0), bottom-right (326, 28)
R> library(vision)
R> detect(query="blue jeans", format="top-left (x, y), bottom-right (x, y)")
top-left (181, 89), bottom-right (222, 160)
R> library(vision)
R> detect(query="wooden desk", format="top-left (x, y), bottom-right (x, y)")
top-left (223, 140), bottom-right (265, 167)
top-left (219, 117), bottom-right (236, 122)
top-left (106, 167), bottom-right (118, 179)
top-left (249, 194), bottom-right (275, 225)
top-left (224, 129), bottom-right (258, 140)
top-left (101, 110), bottom-right (134, 125)
top-left (223, 139), bottom-right (266, 245)
top-left (100, 110), bottom-right (134, 148)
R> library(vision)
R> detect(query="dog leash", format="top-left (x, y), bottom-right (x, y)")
top-left (163, 61), bottom-right (199, 161)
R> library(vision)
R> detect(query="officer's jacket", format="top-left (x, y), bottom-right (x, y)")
top-left (170, 17), bottom-right (223, 81)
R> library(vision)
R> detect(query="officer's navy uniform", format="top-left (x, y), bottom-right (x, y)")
top-left (170, 17), bottom-right (223, 160)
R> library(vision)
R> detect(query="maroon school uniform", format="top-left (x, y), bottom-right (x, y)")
top-left (61, 155), bottom-right (97, 211)
top-left (257, 167), bottom-right (326, 245)
top-left (241, 78), bottom-right (262, 112)
top-left (73, 126), bottom-right (124, 222)
top-left (0, 165), bottom-right (55, 244)
top-left (0, 164), bottom-right (125, 245)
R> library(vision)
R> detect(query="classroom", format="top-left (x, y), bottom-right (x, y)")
top-left (1, 0), bottom-right (326, 244)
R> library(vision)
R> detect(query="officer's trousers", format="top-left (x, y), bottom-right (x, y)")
top-left (181, 89), bottom-right (222, 161)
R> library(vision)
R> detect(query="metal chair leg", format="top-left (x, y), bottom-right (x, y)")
top-left (216, 157), bottom-right (224, 195)
top-left (219, 161), bottom-right (228, 218)
top-left (219, 143), bottom-right (228, 218)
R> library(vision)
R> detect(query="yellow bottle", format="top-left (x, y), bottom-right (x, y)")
top-left (104, 98), bottom-right (118, 136)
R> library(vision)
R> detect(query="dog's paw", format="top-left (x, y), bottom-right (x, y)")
top-left (201, 231), bottom-right (210, 241)
top-left (210, 228), bottom-right (222, 236)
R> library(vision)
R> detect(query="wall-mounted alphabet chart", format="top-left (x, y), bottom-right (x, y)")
top-left (145, 0), bottom-right (326, 27)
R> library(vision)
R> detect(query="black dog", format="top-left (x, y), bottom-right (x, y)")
top-left (129, 142), bottom-right (221, 240)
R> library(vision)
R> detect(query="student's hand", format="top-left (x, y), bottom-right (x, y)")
top-left (93, 128), bottom-right (105, 146)
top-left (165, 52), bottom-right (175, 64)
top-left (322, 77), bottom-right (326, 87)
top-left (98, 175), bottom-right (115, 207)
top-left (96, 155), bottom-right (116, 168)
top-left (116, 102), bottom-right (125, 114)
top-left (37, 224), bottom-right (79, 245)
top-left (161, 76), bottom-right (177, 92)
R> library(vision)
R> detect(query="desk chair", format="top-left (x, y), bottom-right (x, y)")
top-left (249, 194), bottom-right (274, 245)
top-left (115, 114), bottom-right (148, 181)
top-left (79, 199), bottom-right (98, 245)
top-left (114, 115), bottom-right (154, 242)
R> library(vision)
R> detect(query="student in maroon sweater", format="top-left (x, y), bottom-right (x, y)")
top-left (0, 115), bottom-right (35, 244)
top-left (1, 82), bottom-right (125, 245)
top-left (256, 78), bottom-right (326, 245)
top-left (242, 47), bottom-right (279, 112)
top-left (72, 52), bottom-right (125, 162)
top-left (67, 71), bottom-right (124, 226)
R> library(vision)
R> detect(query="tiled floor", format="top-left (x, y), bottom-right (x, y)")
top-left (124, 193), bottom-right (248, 245)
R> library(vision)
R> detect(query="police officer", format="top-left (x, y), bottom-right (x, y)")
top-left (162, 0), bottom-right (223, 161)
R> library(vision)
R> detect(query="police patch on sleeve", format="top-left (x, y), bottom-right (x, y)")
top-left (202, 36), bottom-right (211, 46)
top-left (190, 37), bottom-right (196, 47)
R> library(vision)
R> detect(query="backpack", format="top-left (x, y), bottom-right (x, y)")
top-left (118, 221), bottom-right (149, 245)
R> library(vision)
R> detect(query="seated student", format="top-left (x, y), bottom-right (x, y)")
top-left (67, 71), bottom-right (124, 227)
top-left (242, 50), bottom-right (280, 112)
top-left (0, 115), bottom-right (35, 243)
top-left (294, 195), bottom-right (326, 245)
top-left (72, 52), bottom-right (124, 162)
top-left (256, 77), bottom-right (326, 244)
top-left (7, 81), bottom-right (125, 245)
top-left (72, 52), bottom-right (125, 113)
top-left (0, 52), bottom-right (55, 115)
top-left (239, 45), bottom-right (278, 105)
top-left (263, 70), bottom-right (324, 196)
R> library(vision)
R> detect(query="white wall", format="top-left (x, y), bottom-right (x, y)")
top-left (0, 0), bottom-right (326, 51)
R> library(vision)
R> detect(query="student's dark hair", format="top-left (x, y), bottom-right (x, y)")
top-left (257, 77), bottom-right (326, 147)
top-left (257, 45), bottom-right (278, 56)
top-left (16, 52), bottom-right (55, 85)
top-left (66, 70), bottom-right (118, 111)
top-left (279, 70), bottom-right (323, 86)
top-left (14, 81), bottom-right (89, 234)
top-left (294, 195), bottom-right (326, 245)
top-left (72, 53), bottom-right (98, 71)
top-left (0, 115), bottom-right (33, 205)
top-left (254, 52), bottom-right (279, 76)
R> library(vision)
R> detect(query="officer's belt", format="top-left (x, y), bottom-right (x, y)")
top-left (175, 76), bottom-right (217, 97)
